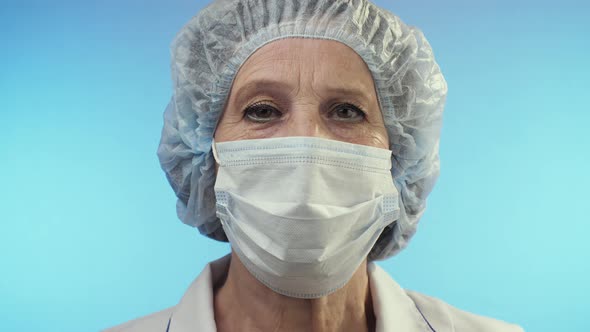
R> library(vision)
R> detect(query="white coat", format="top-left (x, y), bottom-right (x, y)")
top-left (103, 255), bottom-right (524, 332)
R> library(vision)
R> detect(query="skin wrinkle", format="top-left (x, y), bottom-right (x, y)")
top-left (213, 38), bottom-right (386, 332)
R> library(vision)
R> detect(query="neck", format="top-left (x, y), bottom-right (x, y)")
top-left (214, 251), bottom-right (375, 332)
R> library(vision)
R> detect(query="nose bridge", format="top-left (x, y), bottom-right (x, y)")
top-left (286, 103), bottom-right (329, 138)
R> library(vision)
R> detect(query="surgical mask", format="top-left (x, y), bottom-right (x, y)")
top-left (212, 136), bottom-right (400, 299)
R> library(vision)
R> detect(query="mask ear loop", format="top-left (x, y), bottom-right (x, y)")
top-left (211, 138), bottom-right (221, 164)
top-left (211, 82), bottom-right (233, 167)
top-left (211, 97), bottom-right (225, 166)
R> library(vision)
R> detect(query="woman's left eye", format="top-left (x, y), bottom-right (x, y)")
top-left (328, 103), bottom-right (366, 122)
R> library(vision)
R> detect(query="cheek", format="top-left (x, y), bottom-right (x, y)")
top-left (353, 124), bottom-right (389, 149)
top-left (214, 112), bottom-right (249, 142)
top-left (325, 120), bottom-right (389, 149)
top-left (363, 112), bottom-right (390, 149)
top-left (368, 129), bottom-right (390, 150)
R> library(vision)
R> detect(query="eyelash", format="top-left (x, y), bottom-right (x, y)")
top-left (242, 101), bottom-right (367, 123)
top-left (328, 102), bottom-right (367, 121)
top-left (243, 101), bottom-right (282, 123)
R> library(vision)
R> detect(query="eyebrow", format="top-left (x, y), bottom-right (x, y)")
top-left (231, 78), bottom-right (373, 106)
top-left (232, 79), bottom-right (293, 106)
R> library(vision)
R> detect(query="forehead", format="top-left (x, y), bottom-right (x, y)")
top-left (240, 38), bottom-right (369, 69)
top-left (232, 38), bottom-right (377, 93)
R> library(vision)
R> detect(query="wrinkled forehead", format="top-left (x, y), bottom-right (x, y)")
top-left (238, 38), bottom-right (370, 69)
top-left (229, 37), bottom-right (379, 99)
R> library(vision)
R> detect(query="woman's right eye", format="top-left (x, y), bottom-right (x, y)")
top-left (244, 103), bottom-right (282, 123)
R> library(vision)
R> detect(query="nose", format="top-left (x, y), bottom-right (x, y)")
top-left (279, 106), bottom-right (333, 139)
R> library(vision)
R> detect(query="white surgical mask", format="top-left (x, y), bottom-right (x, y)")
top-left (212, 136), bottom-right (400, 299)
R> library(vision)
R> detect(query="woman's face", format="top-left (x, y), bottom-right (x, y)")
top-left (215, 38), bottom-right (389, 149)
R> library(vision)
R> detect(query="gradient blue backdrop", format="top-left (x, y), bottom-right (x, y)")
top-left (1, 0), bottom-right (588, 331)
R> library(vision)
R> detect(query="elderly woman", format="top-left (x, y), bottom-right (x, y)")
top-left (106, 0), bottom-right (523, 331)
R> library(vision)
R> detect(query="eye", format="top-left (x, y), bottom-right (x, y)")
top-left (328, 103), bottom-right (366, 122)
top-left (243, 102), bottom-right (282, 123)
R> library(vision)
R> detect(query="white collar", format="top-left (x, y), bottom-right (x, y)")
top-left (367, 263), bottom-right (433, 331)
top-left (167, 255), bottom-right (432, 332)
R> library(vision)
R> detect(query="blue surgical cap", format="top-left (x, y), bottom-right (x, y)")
top-left (157, 0), bottom-right (448, 260)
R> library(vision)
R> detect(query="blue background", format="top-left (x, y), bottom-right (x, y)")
top-left (1, 0), bottom-right (588, 331)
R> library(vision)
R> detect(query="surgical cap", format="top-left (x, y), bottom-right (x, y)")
top-left (157, 0), bottom-right (447, 260)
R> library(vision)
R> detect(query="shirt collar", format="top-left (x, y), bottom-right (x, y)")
top-left (368, 262), bottom-right (434, 331)
top-left (167, 255), bottom-right (230, 332)
top-left (168, 256), bottom-right (432, 332)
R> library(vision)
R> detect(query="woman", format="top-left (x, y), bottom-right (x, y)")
top-left (106, 0), bottom-right (523, 331)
